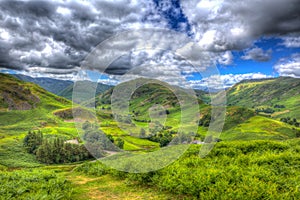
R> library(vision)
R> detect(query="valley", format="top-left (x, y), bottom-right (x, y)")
top-left (0, 73), bottom-right (300, 199)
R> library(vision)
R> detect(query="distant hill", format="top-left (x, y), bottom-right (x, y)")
top-left (226, 77), bottom-right (300, 119)
top-left (98, 78), bottom-right (203, 121)
top-left (98, 78), bottom-right (300, 141)
top-left (12, 74), bottom-right (73, 96)
top-left (11, 74), bottom-right (112, 100)
top-left (58, 81), bottom-right (112, 100)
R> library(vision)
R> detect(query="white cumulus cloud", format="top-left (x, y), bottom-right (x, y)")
top-left (274, 53), bottom-right (300, 78)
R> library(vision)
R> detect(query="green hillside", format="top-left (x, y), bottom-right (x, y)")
top-left (97, 79), bottom-right (203, 136)
top-left (0, 73), bottom-right (73, 132)
top-left (226, 77), bottom-right (300, 119)
top-left (222, 115), bottom-right (300, 141)
top-left (0, 73), bottom-right (79, 167)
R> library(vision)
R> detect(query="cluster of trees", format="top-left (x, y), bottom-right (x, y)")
top-left (170, 132), bottom-right (194, 145)
top-left (280, 117), bottom-right (300, 127)
top-left (198, 113), bottom-right (211, 127)
top-left (148, 131), bottom-right (196, 147)
top-left (146, 121), bottom-right (174, 147)
top-left (144, 121), bottom-right (199, 147)
top-left (23, 131), bottom-right (92, 164)
top-left (23, 130), bottom-right (43, 154)
top-left (148, 132), bottom-right (173, 147)
top-left (274, 104), bottom-right (286, 108)
top-left (82, 121), bottom-right (124, 157)
top-left (116, 115), bottom-right (132, 124)
top-left (255, 107), bottom-right (275, 114)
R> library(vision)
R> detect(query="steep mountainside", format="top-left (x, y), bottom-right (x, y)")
top-left (0, 73), bottom-right (71, 111)
top-left (0, 73), bottom-right (73, 129)
top-left (12, 74), bottom-right (73, 96)
top-left (226, 77), bottom-right (300, 119)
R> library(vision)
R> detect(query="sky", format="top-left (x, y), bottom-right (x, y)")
top-left (0, 0), bottom-right (299, 90)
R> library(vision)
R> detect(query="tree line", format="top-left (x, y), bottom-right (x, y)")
top-left (280, 117), bottom-right (300, 127)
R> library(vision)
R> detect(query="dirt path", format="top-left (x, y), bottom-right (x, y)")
top-left (66, 173), bottom-right (178, 200)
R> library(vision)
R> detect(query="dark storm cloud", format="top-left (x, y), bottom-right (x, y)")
top-left (0, 0), bottom-right (149, 74)
top-left (0, 1), bottom-right (57, 18)
top-left (224, 0), bottom-right (300, 36)
top-left (181, 0), bottom-right (300, 52)
top-left (105, 55), bottom-right (132, 75)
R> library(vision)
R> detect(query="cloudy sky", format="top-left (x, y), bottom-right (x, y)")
top-left (0, 0), bottom-right (299, 89)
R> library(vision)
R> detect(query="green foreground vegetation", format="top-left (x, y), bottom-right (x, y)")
top-left (2, 140), bottom-right (300, 199)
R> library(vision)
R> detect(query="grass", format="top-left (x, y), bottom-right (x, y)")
top-left (0, 168), bottom-right (74, 199)
top-left (67, 172), bottom-right (185, 200)
top-left (226, 77), bottom-right (300, 120)
top-left (222, 116), bottom-right (300, 141)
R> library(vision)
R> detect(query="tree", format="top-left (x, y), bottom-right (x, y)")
top-left (116, 138), bottom-right (124, 149)
top-left (205, 135), bottom-right (213, 143)
top-left (296, 130), bottom-right (300, 138)
top-left (23, 130), bottom-right (43, 154)
top-left (107, 134), bottom-right (114, 143)
top-left (82, 121), bottom-right (92, 130)
top-left (140, 128), bottom-right (146, 138)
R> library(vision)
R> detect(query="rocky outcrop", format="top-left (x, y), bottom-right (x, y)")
top-left (1, 84), bottom-right (40, 110)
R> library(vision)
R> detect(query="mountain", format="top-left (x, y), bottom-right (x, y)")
top-left (12, 74), bottom-right (73, 96)
top-left (58, 81), bottom-right (112, 100)
top-left (226, 77), bottom-right (300, 119)
top-left (12, 74), bottom-right (112, 100)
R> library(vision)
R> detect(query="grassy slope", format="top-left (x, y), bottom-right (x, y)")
top-left (222, 115), bottom-right (300, 141)
top-left (226, 77), bottom-right (300, 119)
top-left (99, 80), bottom-right (203, 131)
top-left (1, 74), bottom-right (300, 199)
top-left (0, 73), bottom-right (78, 167)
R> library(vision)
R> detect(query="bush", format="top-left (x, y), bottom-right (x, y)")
top-left (0, 169), bottom-right (74, 199)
